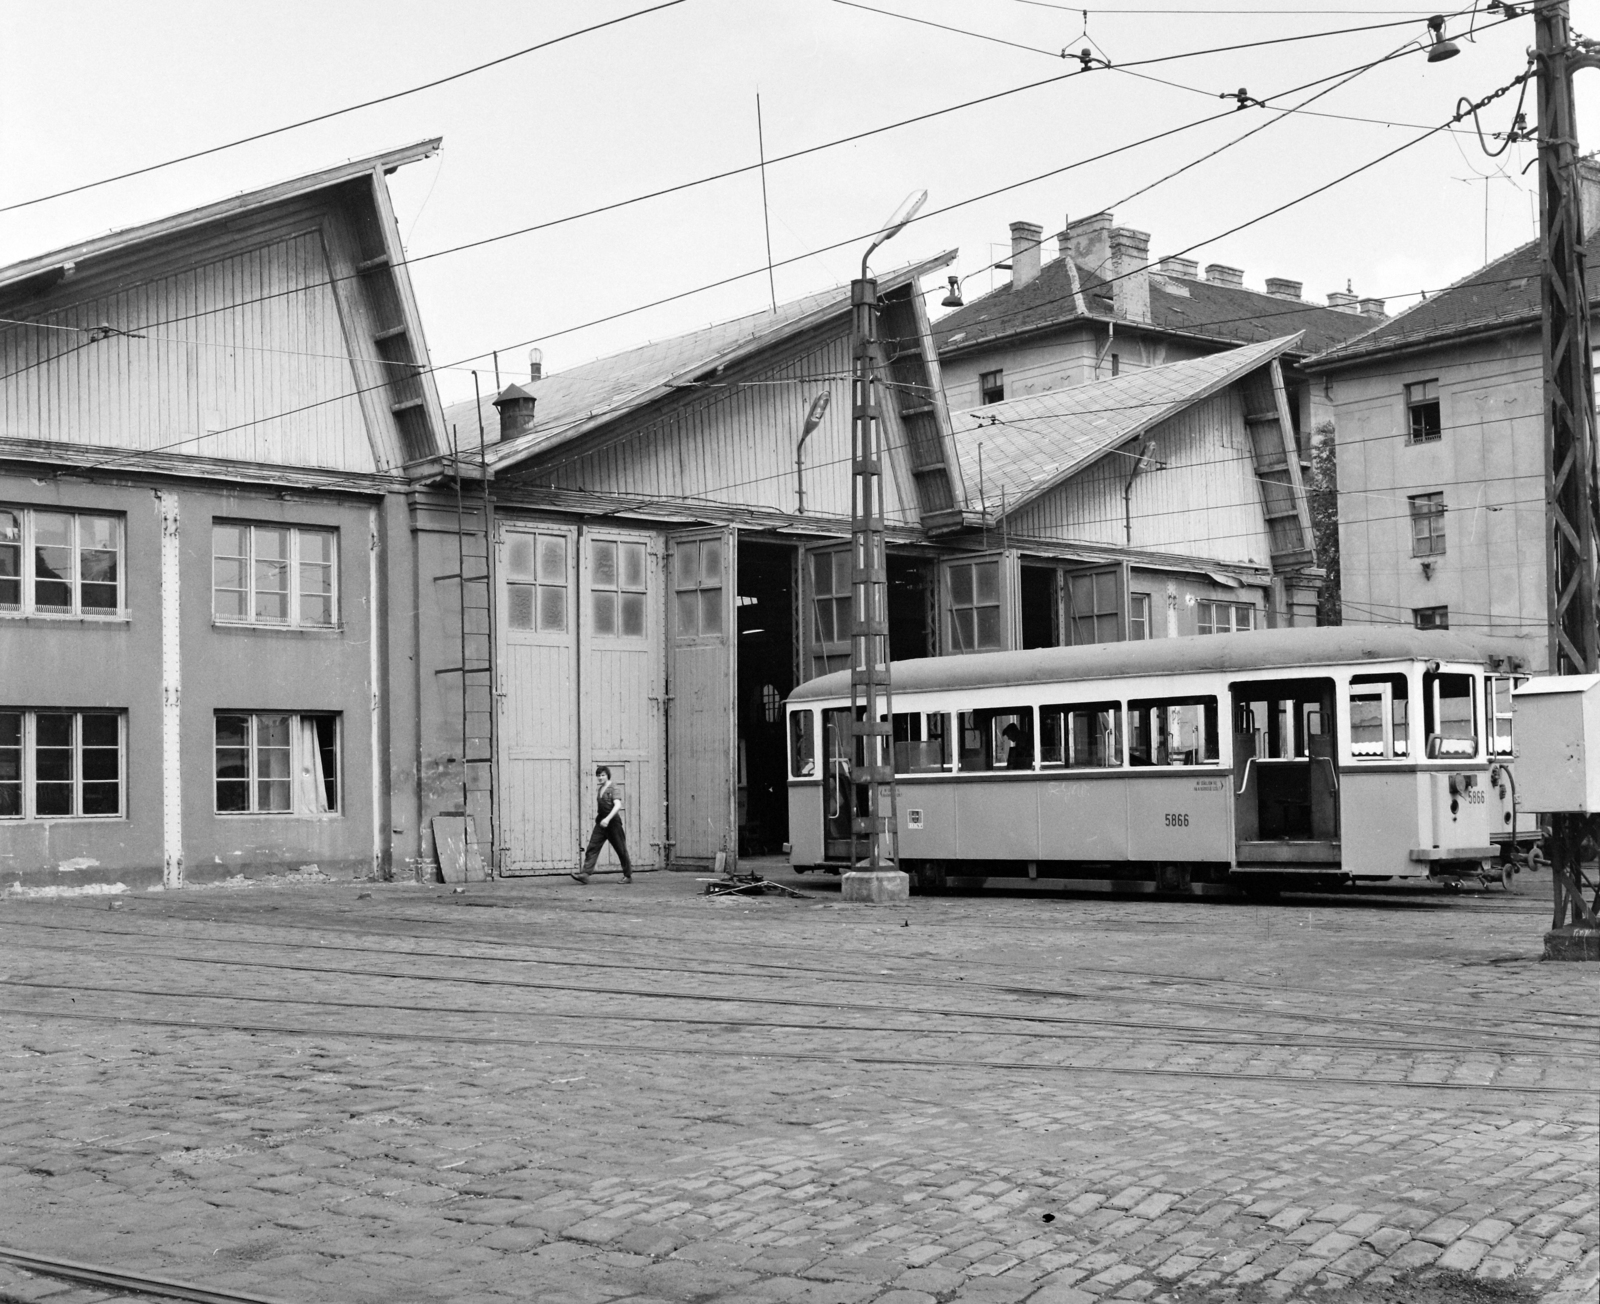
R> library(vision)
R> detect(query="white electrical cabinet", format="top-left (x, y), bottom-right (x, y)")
top-left (1512, 675), bottom-right (1600, 814)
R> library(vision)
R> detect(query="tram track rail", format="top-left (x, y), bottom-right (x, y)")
top-left (0, 1246), bottom-right (287, 1304)
top-left (5, 973), bottom-right (1586, 1063)
top-left (4, 920), bottom-right (1592, 1052)
top-left (2, 1003), bottom-right (1587, 1098)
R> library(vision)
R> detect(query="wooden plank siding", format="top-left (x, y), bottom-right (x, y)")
top-left (1005, 388), bottom-right (1273, 567)
top-left (0, 183), bottom-right (425, 475)
top-left (508, 330), bottom-right (924, 527)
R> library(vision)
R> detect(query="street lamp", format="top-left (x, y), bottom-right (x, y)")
top-left (841, 190), bottom-right (925, 904)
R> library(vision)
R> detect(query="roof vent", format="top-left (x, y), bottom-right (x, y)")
top-left (1157, 256), bottom-right (1199, 279)
top-left (1264, 278), bottom-right (1302, 301)
top-left (1205, 264), bottom-right (1244, 288)
top-left (492, 384), bottom-right (538, 442)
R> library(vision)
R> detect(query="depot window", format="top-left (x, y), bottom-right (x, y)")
top-left (672, 537), bottom-right (724, 638)
top-left (1197, 601), bottom-right (1254, 635)
top-left (1039, 702), bottom-right (1122, 768)
top-left (215, 712), bottom-right (339, 814)
top-left (0, 507), bottom-right (123, 617)
top-left (979, 369), bottom-right (1004, 404)
top-left (506, 532), bottom-right (569, 633)
top-left (957, 706), bottom-right (1032, 771)
top-left (590, 538), bottom-right (647, 638)
top-left (1128, 696), bottom-right (1219, 766)
top-left (1406, 379), bottom-right (1441, 444)
top-left (1423, 672), bottom-right (1477, 759)
top-left (0, 710), bottom-right (124, 819)
top-left (213, 523), bottom-right (337, 627)
top-left (1409, 494), bottom-right (1446, 557)
top-left (948, 560), bottom-right (1002, 652)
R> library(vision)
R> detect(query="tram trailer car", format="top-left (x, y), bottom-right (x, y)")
top-left (785, 627), bottom-right (1530, 896)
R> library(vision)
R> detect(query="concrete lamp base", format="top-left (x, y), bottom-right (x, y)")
top-left (1543, 927), bottom-right (1600, 961)
top-left (841, 869), bottom-right (910, 904)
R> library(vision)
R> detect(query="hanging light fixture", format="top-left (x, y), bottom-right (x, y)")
top-left (940, 275), bottom-right (964, 308)
top-left (1426, 14), bottom-right (1460, 62)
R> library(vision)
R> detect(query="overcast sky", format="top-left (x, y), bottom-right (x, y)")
top-left (2, 1), bottom-right (1592, 407)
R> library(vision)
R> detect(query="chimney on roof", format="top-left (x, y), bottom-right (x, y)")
top-left (1064, 211), bottom-right (1113, 271)
top-left (1109, 226), bottom-right (1151, 324)
top-left (1326, 290), bottom-right (1360, 313)
top-left (1205, 264), bottom-right (1244, 289)
top-left (1010, 220), bottom-right (1044, 289)
top-left (1578, 154), bottom-right (1600, 237)
top-left (1358, 297), bottom-right (1387, 320)
top-left (492, 384), bottom-right (538, 442)
top-left (1265, 278), bottom-right (1302, 301)
top-left (1157, 256), bottom-right (1199, 279)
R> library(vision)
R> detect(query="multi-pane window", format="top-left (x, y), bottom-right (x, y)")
top-left (506, 532), bottom-right (568, 633)
top-left (1128, 696), bottom-right (1219, 766)
top-left (0, 507), bottom-right (122, 616)
top-left (1423, 672), bottom-right (1477, 758)
top-left (1406, 379), bottom-right (1441, 443)
top-left (892, 711), bottom-right (951, 773)
top-left (213, 523), bottom-right (337, 627)
top-left (1068, 568), bottom-right (1121, 644)
top-left (673, 537), bottom-right (724, 638)
top-left (979, 369), bottom-right (1005, 404)
top-left (1413, 605), bottom-right (1449, 630)
top-left (215, 712), bottom-right (339, 814)
top-left (1039, 702), bottom-right (1122, 768)
top-left (1409, 493), bottom-right (1446, 556)
top-left (948, 560), bottom-right (1002, 651)
top-left (1128, 593), bottom-right (1150, 640)
top-left (811, 550), bottom-right (851, 647)
top-left (591, 539), bottom-right (647, 638)
top-left (1196, 601), bottom-right (1254, 635)
top-left (1486, 676), bottom-right (1516, 756)
top-left (0, 710), bottom-right (123, 819)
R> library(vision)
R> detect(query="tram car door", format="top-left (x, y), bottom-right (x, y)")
top-left (821, 707), bottom-right (863, 863)
top-left (1230, 678), bottom-right (1340, 871)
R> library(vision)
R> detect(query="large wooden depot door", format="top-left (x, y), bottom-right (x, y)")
top-left (666, 528), bottom-right (737, 868)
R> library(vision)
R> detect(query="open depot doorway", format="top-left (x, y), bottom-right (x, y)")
top-left (737, 539), bottom-right (795, 855)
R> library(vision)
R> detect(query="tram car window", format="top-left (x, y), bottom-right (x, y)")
top-left (1423, 671), bottom-right (1478, 758)
top-left (957, 707), bottom-right (1033, 771)
top-left (1486, 676), bottom-right (1516, 756)
top-left (1348, 674), bottom-right (1410, 759)
top-left (893, 712), bottom-right (951, 773)
top-left (1039, 702), bottom-right (1123, 768)
top-left (1128, 697), bottom-right (1219, 766)
top-left (789, 709), bottom-right (815, 777)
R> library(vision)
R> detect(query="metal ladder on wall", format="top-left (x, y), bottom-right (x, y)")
top-left (443, 424), bottom-right (497, 877)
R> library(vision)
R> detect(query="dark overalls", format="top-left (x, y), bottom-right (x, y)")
top-left (578, 787), bottom-right (632, 881)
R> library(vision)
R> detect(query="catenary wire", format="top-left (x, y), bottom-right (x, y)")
top-left (0, 1), bottom-right (690, 215)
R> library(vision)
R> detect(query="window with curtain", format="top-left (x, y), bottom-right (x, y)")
top-left (0, 507), bottom-right (123, 616)
top-left (215, 712), bottom-right (338, 814)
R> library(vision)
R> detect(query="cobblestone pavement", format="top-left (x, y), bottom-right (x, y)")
top-left (0, 870), bottom-right (1595, 1304)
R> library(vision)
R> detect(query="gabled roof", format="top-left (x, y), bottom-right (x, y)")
top-left (0, 139), bottom-right (442, 299)
top-left (952, 334), bottom-right (1300, 518)
top-left (441, 250), bottom-right (955, 474)
top-left (1306, 229), bottom-right (1600, 369)
top-left (934, 255), bottom-right (1372, 360)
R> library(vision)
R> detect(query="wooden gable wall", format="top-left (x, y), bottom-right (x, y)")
top-left (1005, 387), bottom-right (1274, 567)
top-left (0, 179), bottom-right (433, 476)
top-left (504, 325), bottom-right (925, 525)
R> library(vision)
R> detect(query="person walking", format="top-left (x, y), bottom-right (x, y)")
top-left (572, 765), bottom-right (633, 883)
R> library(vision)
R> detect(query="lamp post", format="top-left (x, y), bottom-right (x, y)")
top-left (842, 190), bottom-right (925, 904)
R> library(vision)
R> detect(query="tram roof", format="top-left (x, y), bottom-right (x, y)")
top-left (788, 626), bottom-right (1523, 702)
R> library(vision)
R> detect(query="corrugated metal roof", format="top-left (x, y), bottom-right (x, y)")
top-left (934, 256), bottom-right (1373, 358)
top-left (789, 625), bottom-right (1517, 701)
top-left (951, 335), bottom-right (1299, 517)
top-left (444, 251), bottom-right (955, 472)
top-left (1306, 230), bottom-right (1600, 369)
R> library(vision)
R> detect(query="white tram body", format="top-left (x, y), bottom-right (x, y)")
top-left (785, 627), bottom-right (1530, 894)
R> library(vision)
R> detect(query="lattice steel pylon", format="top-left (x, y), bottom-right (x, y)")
top-left (842, 192), bottom-right (924, 903)
top-left (1535, 1), bottom-right (1600, 931)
